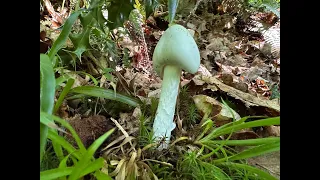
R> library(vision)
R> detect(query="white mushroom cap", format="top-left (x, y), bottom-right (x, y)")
top-left (152, 24), bottom-right (201, 78)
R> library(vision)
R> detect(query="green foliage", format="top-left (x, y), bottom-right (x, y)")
top-left (219, 162), bottom-right (278, 180)
top-left (189, 116), bottom-right (280, 179)
top-left (168, 0), bottom-right (179, 24)
top-left (69, 12), bottom-right (97, 60)
top-left (40, 54), bottom-right (56, 163)
top-left (53, 78), bottom-right (75, 114)
top-left (138, 113), bottom-right (155, 147)
top-left (107, 0), bottom-right (135, 30)
top-left (175, 116), bottom-right (280, 179)
top-left (179, 86), bottom-right (200, 126)
top-left (270, 84), bottom-right (280, 100)
top-left (40, 145), bottom-right (60, 171)
top-left (69, 86), bottom-right (140, 107)
top-left (48, 11), bottom-right (83, 60)
top-left (186, 103), bottom-right (200, 125)
top-left (177, 151), bottom-right (232, 179)
top-left (247, 0), bottom-right (280, 18)
top-left (40, 112), bottom-right (114, 180)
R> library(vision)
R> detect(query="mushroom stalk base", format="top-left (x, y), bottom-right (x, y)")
top-left (152, 65), bottom-right (181, 149)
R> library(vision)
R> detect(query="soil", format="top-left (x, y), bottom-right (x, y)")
top-left (66, 115), bottom-right (115, 148)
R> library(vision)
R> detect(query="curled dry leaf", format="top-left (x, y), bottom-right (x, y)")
top-left (193, 95), bottom-right (241, 123)
top-left (200, 75), bottom-right (280, 112)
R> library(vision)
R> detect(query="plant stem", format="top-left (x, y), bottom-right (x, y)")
top-left (152, 65), bottom-right (181, 149)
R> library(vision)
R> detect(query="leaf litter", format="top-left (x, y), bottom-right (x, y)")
top-left (42, 0), bottom-right (280, 178)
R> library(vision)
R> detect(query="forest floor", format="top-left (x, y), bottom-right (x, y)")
top-left (40, 0), bottom-right (280, 179)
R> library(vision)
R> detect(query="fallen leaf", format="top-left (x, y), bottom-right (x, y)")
top-left (193, 95), bottom-right (241, 123)
top-left (201, 75), bottom-right (280, 112)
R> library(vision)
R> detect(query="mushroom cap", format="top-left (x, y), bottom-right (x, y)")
top-left (153, 24), bottom-right (200, 78)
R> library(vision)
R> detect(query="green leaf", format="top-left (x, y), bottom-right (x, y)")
top-left (59, 154), bottom-right (72, 169)
top-left (68, 128), bottom-right (115, 180)
top-left (94, 170), bottom-right (112, 180)
top-left (207, 137), bottom-right (280, 146)
top-left (144, 0), bottom-right (159, 18)
top-left (42, 112), bottom-right (87, 155)
top-left (47, 129), bottom-right (82, 160)
top-left (214, 117), bottom-right (279, 137)
top-left (80, 158), bottom-right (105, 177)
top-left (218, 162), bottom-right (278, 180)
top-left (55, 75), bottom-right (69, 89)
top-left (40, 167), bottom-right (73, 180)
top-left (57, 154), bottom-right (72, 180)
top-left (107, 0), bottom-right (135, 30)
top-left (69, 11), bottom-right (97, 60)
top-left (201, 117), bottom-right (280, 141)
top-left (40, 54), bottom-right (56, 114)
top-left (40, 112), bottom-right (59, 130)
top-left (70, 86), bottom-right (139, 107)
top-left (48, 11), bottom-right (83, 60)
top-left (40, 54), bottom-right (56, 164)
top-left (168, 0), bottom-right (178, 24)
top-left (214, 141), bottom-right (280, 163)
top-left (53, 78), bottom-right (75, 114)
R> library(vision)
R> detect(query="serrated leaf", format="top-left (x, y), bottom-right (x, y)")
top-left (69, 12), bottom-right (97, 60)
top-left (107, 0), bottom-right (135, 30)
top-left (48, 11), bottom-right (83, 60)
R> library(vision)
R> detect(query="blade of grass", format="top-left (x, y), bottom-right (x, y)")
top-left (198, 116), bottom-right (250, 142)
top-left (204, 116), bottom-right (267, 136)
top-left (200, 128), bottom-right (234, 160)
top-left (218, 162), bottom-right (278, 180)
top-left (70, 86), bottom-right (139, 107)
top-left (76, 71), bottom-right (99, 86)
top-left (55, 75), bottom-right (69, 89)
top-left (47, 129), bottom-right (81, 160)
top-left (40, 167), bottom-right (73, 180)
top-left (58, 154), bottom-right (71, 180)
top-left (208, 137), bottom-right (280, 146)
top-left (68, 128), bottom-right (115, 180)
top-left (53, 78), bottom-right (75, 113)
top-left (201, 117), bottom-right (280, 141)
top-left (42, 112), bottom-right (86, 155)
top-left (40, 54), bottom-right (56, 164)
top-left (40, 113), bottom-right (60, 130)
top-left (214, 141), bottom-right (280, 163)
top-left (48, 10), bottom-right (83, 60)
top-left (66, 94), bottom-right (87, 100)
top-left (94, 170), bottom-right (112, 180)
top-left (200, 161), bottom-right (232, 180)
top-left (80, 158), bottom-right (105, 177)
top-left (168, 0), bottom-right (178, 24)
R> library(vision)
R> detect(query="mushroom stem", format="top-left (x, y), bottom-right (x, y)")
top-left (152, 65), bottom-right (181, 149)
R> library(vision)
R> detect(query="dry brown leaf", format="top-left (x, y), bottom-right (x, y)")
top-left (193, 95), bottom-right (241, 123)
top-left (201, 75), bottom-right (280, 112)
